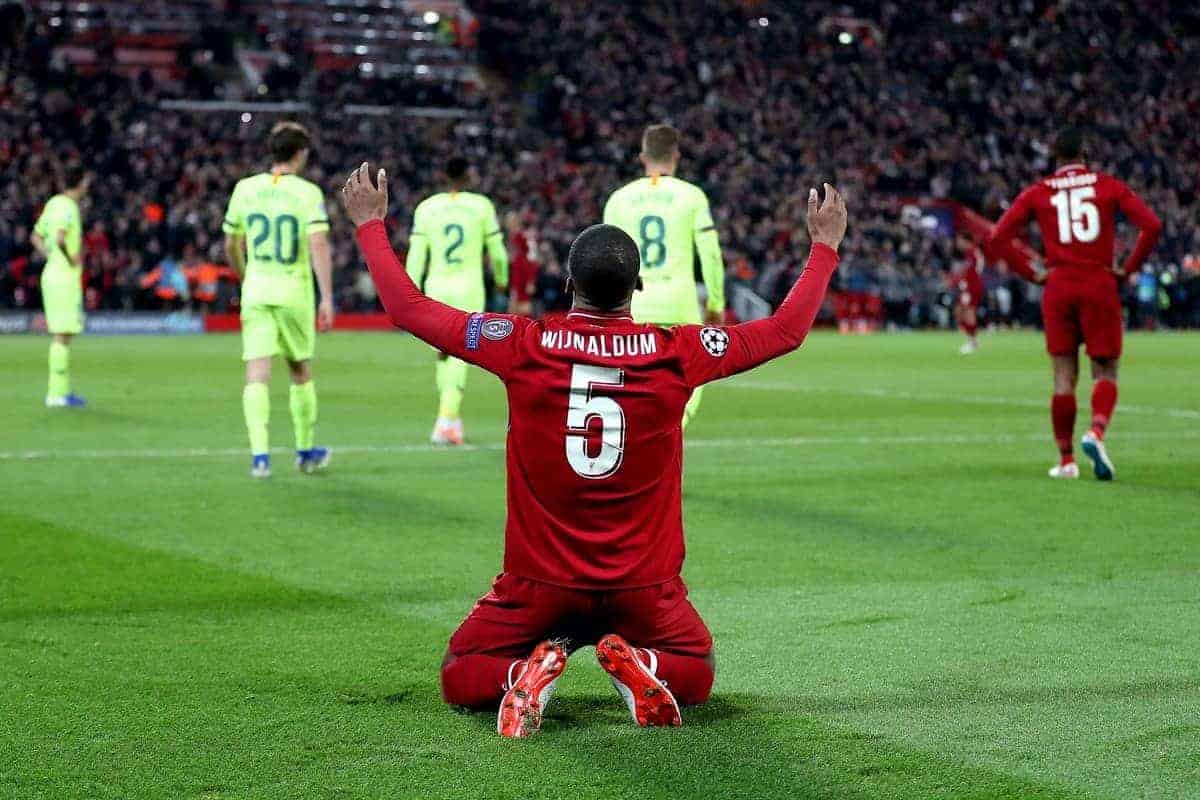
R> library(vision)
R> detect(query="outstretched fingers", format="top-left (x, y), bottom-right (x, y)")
top-left (821, 182), bottom-right (840, 213)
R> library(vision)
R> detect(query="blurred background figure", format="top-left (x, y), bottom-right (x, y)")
top-left (505, 210), bottom-right (539, 317)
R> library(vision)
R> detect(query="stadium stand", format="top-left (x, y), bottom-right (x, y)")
top-left (2, 0), bottom-right (1198, 327)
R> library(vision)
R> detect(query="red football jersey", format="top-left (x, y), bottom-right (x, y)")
top-left (508, 229), bottom-right (539, 302)
top-left (356, 220), bottom-right (839, 589)
top-left (951, 247), bottom-right (984, 303)
top-left (989, 163), bottom-right (1161, 280)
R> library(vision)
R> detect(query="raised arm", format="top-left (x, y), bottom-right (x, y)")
top-left (343, 164), bottom-right (526, 379)
top-left (1116, 182), bottom-right (1162, 277)
top-left (679, 184), bottom-right (845, 388)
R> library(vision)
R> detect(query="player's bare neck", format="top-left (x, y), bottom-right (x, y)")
top-left (644, 164), bottom-right (675, 180)
top-left (271, 163), bottom-right (298, 177)
top-left (572, 299), bottom-right (632, 317)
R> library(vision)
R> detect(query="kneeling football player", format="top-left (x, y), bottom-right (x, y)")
top-left (343, 163), bottom-right (847, 737)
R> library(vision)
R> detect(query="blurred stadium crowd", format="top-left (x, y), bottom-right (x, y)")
top-left (2, 0), bottom-right (1198, 328)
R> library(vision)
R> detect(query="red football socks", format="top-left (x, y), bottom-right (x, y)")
top-left (961, 320), bottom-right (978, 337)
top-left (637, 648), bottom-right (714, 706)
top-left (1090, 379), bottom-right (1118, 439)
top-left (1051, 393), bottom-right (1077, 462)
top-left (441, 653), bottom-right (517, 709)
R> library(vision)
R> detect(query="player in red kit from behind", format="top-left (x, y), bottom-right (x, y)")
top-left (951, 235), bottom-right (985, 355)
top-left (505, 211), bottom-right (539, 316)
top-left (342, 163), bottom-right (846, 738)
top-left (987, 129), bottom-right (1161, 481)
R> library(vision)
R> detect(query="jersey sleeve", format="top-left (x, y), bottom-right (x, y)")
top-left (405, 201), bottom-right (431, 285)
top-left (34, 198), bottom-right (73, 256)
top-left (307, 184), bottom-right (330, 235)
top-left (222, 182), bottom-right (245, 236)
top-left (677, 243), bottom-right (839, 388)
top-left (482, 197), bottom-right (509, 289)
top-left (692, 188), bottom-right (725, 311)
top-left (357, 219), bottom-right (529, 380)
top-left (984, 187), bottom-right (1041, 281)
top-left (33, 199), bottom-right (59, 239)
top-left (1113, 179), bottom-right (1162, 276)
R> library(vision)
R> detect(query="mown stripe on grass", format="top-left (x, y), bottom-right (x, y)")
top-left (732, 382), bottom-right (1200, 420)
top-left (0, 512), bottom-right (350, 622)
top-left (1, 429), bottom-right (1196, 462)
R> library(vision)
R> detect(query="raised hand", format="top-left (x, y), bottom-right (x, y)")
top-left (806, 183), bottom-right (847, 251)
top-left (340, 162), bottom-right (388, 226)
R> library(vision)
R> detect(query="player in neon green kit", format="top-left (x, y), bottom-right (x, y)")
top-left (603, 124), bottom-right (726, 428)
top-left (31, 165), bottom-right (90, 408)
top-left (406, 157), bottom-right (509, 445)
top-left (223, 122), bottom-right (334, 478)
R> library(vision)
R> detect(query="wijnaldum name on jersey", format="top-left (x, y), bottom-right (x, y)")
top-left (540, 330), bottom-right (659, 358)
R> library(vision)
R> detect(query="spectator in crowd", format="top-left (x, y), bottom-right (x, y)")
top-left (1, 0), bottom-right (1197, 329)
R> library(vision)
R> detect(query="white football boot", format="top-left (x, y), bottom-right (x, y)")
top-left (1048, 461), bottom-right (1080, 479)
top-left (1081, 431), bottom-right (1115, 481)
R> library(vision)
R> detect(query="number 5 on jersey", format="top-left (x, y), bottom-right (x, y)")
top-left (566, 364), bottom-right (625, 478)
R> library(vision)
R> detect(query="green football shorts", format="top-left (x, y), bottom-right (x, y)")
top-left (241, 303), bottom-right (315, 362)
top-left (42, 280), bottom-right (83, 335)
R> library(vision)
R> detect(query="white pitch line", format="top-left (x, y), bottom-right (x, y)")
top-left (731, 382), bottom-right (1200, 420)
top-left (1, 430), bottom-right (1196, 462)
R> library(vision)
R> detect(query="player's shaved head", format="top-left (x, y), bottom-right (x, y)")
top-left (446, 157), bottom-right (470, 183)
top-left (641, 124), bottom-right (680, 163)
top-left (1053, 128), bottom-right (1085, 163)
top-left (568, 224), bottom-right (641, 311)
top-left (269, 121), bottom-right (311, 164)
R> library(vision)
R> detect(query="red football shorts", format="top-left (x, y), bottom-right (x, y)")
top-left (448, 573), bottom-right (713, 659)
top-left (1041, 270), bottom-right (1123, 359)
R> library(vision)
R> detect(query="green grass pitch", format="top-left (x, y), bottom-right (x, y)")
top-left (2, 330), bottom-right (1198, 800)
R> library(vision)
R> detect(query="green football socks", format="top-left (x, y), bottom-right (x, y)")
top-left (47, 340), bottom-right (70, 398)
top-left (243, 382), bottom-right (270, 455)
top-left (436, 357), bottom-right (467, 420)
top-left (289, 381), bottom-right (318, 451)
